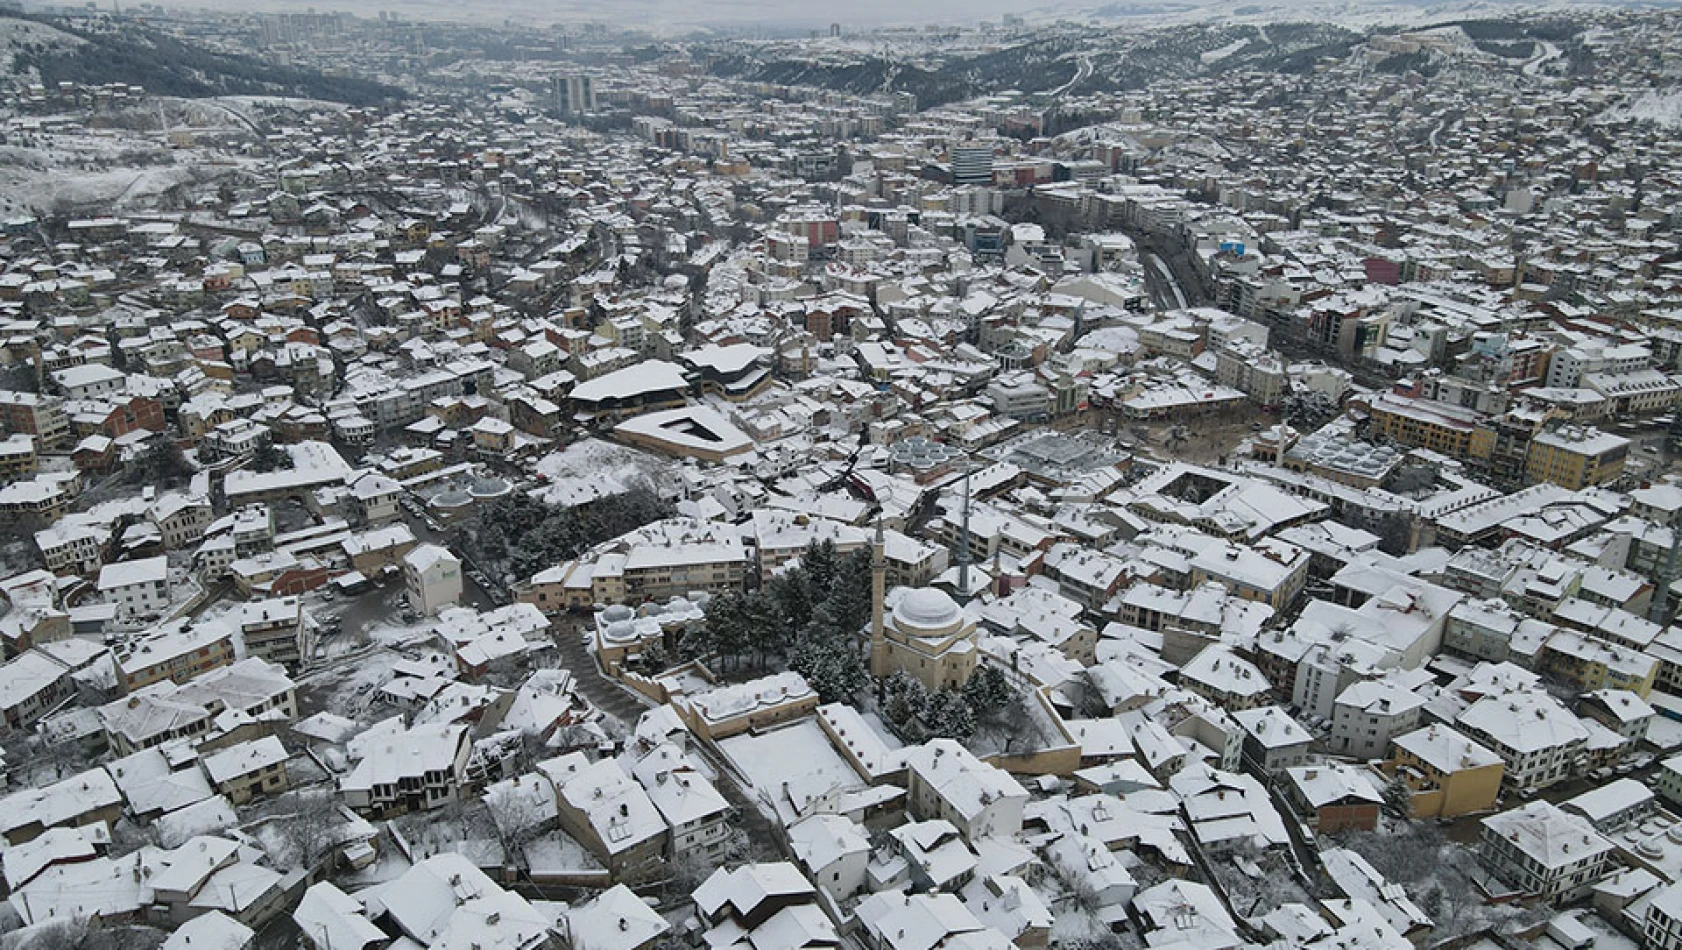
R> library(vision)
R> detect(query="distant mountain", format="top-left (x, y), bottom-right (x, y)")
top-left (705, 22), bottom-right (1365, 110)
top-left (1, 12), bottom-right (403, 106)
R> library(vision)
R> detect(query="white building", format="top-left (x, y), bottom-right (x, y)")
top-left (787, 813), bottom-right (871, 902)
top-left (403, 544), bottom-right (461, 617)
top-left (1646, 883), bottom-right (1682, 950)
top-left (1479, 801), bottom-right (1615, 901)
top-left (1330, 675), bottom-right (1428, 760)
top-left (1456, 690), bottom-right (1588, 791)
top-left (902, 739), bottom-right (1028, 844)
top-left (97, 556), bottom-right (171, 622)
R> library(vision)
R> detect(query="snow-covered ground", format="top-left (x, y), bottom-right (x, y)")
top-left (1605, 88), bottom-right (1682, 128)
top-left (1199, 38), bottom-right (1251, 64)
top-left (0, 16), bottom-right (84, 76)
top-left (534, 438), bottom-right (677, 508)
top-left (0, 139), bottom-right (253, 216)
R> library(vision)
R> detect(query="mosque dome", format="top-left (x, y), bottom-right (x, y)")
top-left (893, 588), bottom-right (963, 634)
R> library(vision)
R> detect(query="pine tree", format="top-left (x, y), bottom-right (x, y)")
top-left (767, 572), bottom-right (813, 632)
top-left (794, 636), bottom-right (868, 704)
top-left (704, 591), bottom-right (751, 673)
top-left (884, 671), bottom-right (926, 728)
top-left (742, 591), bottom-right (787, 672)
top-left (963, 666), bottom-right (1012, 723)
top-left (824, 548), bottom-right (875, 635)
top-left (922, 689), bottom-right (976, 740)
top-left (801, 539), bottom-right (839, 599)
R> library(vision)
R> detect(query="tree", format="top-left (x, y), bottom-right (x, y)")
top-left (131, 438), bottom-right (192, 488)
top-left (267, 791), bottom-right (349, 877)
top-left (963, 666), bottom-right (1012, 722)
top-left (250, 441), bottom-right (290, 473)
top-left (801, 539), bottom-right (839, 597)
top-left (704, 591), bottom-right (751, 673)
top-left (791, 605), bottom-right (869, 703)
top-left (824, 548), bottom-right (875, 636)
top-left (884, 672), bottom-right (926, 729)
top-left (921, 689), bottom-right (976, 740)
top-left (766, 572), bottom-right (813, 633)
top-left (742, 590), bottom-right (787, 672)
top-left (1381, 774), bottom-right (1414, 818)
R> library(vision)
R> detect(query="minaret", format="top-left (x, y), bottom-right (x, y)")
top-left (957, 466), bottom-right (973, 602)
top-left (870, 516), bottom-right (887, 678)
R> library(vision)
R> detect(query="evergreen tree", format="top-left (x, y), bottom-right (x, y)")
top-left (792, 604), bottom-right (870, 702)
top-left (963, 666), bottom-right (1012, 722)
top-left (704, 591), bottom-right (751, 673)
top-left (801, 539), bottom-right (839, 599)
top-left (922, 689), bottom-right (976, 740)
top-left (742, 591), bottom-right (787, 672)
top-left (767, 572), bottom-right (813, 633)
top-left (824, 548), bottom-right (875, 635)
top-left (884, 671), bottom-right (926, 728)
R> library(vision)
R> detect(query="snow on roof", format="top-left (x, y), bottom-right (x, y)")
top-left (1284, 763), bottom-right (1383, 809)
top-left (569, 359), bottom-right (689, 404)
top-left (404, 542), bottom-right (459, 574)
top-left (201, 736), bottom-right (288, 785)
top-left (683, 343), bottom-right (769, 375)
top-left (1232, 706), bottom-right (1310, 749)
top-left (342, 720), bottom-right (465, 793)
top-left (162, 910), bottom-right (254, 950)
top-left (902, 739), bottom-right (1028, 824)
top-left (364, 852), bottom-right (551, 949)
top-left (614, 404), bottom-right (753, 456)
top-left (854, 890), bottom-right (993, 950)
top-left (694, 861), bottom-right (814, 921)
top-left (684, 671), bottom-right (813, 725)
top-left (554, 756), bottom-right (666, 855)
top-left (294, 881), bottom-right (388, 950)
top-left (96, 555), bottom-right (169, 591)
top-left (0, 766), bottom-right (121, 839)
top-left (1560, 778), bottom-right (1653, 824)
top-left (567, 883), bottom-right (669, 950)
top-left (1392, 724), bottom-right (1502, 773)
top-left (1481, 800), bottom-right (1615, 869)
top-left (627, 742), bottom-right (729, 828)
top-left (1, 825), bottom-right (101, 891)
top-left (0, 650), bottom-right (68, 712)
top-left (1457, 690), bottom-right (1589, 754)
top-left (786, 813), bottom-right (870, 874)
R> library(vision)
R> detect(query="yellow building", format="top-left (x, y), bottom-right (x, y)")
top-left (1537, 628), bottom-right (1657, 697)
top-left (0, 434), bottom-right (37, 481)
top-left (1524, 426), bottom-right (1629, 490)
top-left (1387, 724), bottom-right (1503, 819)
top-left (1365, 394), bottom-right (1482, 459)
top-left (871, 587), bottom-right (979, 692)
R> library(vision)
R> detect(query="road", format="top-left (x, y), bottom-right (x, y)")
top-left (1523, 40), bottom-right (1562, 77)
top-left (1144, 252), bottom-right (1189, 310)
top-left (1048, 54), bottom-right (1092, 99)
top-left (547, 614), bottom-right (648, 725)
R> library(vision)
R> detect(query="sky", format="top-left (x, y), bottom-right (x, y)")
top-left (149, 0), bottom-right (1652, 32)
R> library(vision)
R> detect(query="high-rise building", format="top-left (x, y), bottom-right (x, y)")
top-left (951, 142), bottom-right (993, 186)
top-left (553, 74), bottom-right (596, 117)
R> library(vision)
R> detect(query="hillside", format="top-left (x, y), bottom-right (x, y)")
top-left (1, 13), bottom-right (403, 106)
top-left (705, 22), bottom-right (1363, 109)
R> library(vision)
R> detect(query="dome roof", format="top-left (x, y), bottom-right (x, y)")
top-left (894, 588), bottom-right (962, 632)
